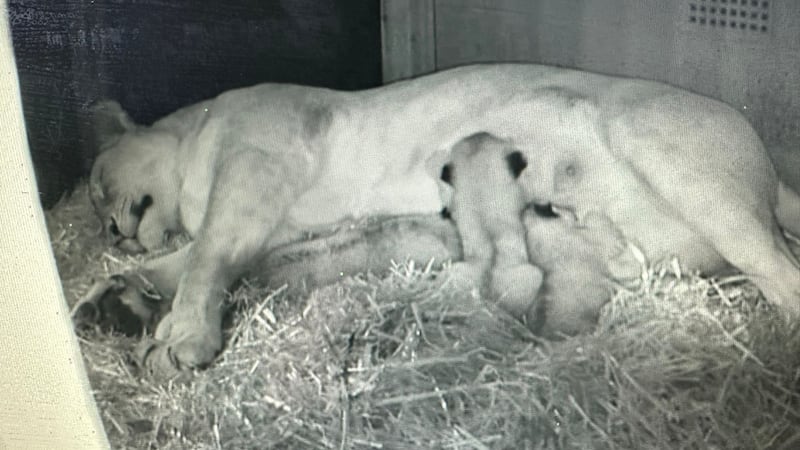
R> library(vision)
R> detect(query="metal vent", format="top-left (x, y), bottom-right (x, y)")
top-left (688, 0), bottom-right (770, 33)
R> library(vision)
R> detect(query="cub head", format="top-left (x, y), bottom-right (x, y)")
top-left (439, 132), bottom-right (528, 186)
top-left (88, 100), bottom-right (181, 253)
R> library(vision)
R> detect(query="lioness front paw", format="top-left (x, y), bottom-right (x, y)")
top-left (136, 313), bottom-right (222, 378)
top-left (490, 264), bottom-right (544, 319)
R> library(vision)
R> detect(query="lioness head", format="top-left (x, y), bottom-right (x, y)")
top-left (89, 100), bottom-right (181, 253)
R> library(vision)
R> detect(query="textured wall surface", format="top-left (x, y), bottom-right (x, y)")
top-left (9, 0), bottom-right (381, 208)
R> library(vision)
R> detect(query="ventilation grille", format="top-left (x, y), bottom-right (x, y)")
top-left (688, 0), bottom-right (770, 33)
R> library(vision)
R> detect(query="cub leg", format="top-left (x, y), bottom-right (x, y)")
top-left (524, 211), bottom-right (631, 337)
top-left (448, 204), bottom-right (494, 289)
top-left (488, 207), bottom-right (544, 319)
top-left (139, 150), bottom-right (301, 376)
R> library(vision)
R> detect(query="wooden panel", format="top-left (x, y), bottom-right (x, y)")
top-left (381, 0), bottom-right (435, 82)
top-left (433, 5), bottom-right (539, 66)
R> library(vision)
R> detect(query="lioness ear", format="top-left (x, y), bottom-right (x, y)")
top-left (90, 100), bottom-right (137, 153)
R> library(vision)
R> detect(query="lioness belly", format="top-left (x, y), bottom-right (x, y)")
top-left (287, 158), bottom-right (443, 227)
top-left (610, 199), bottom-right (727, 274)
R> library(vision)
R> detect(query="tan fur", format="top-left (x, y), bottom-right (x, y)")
top-left (78, 63), bottom-right (800, 377)
top-left (440, 132), bottom-right (637, 335)
top-left (73, 215), bottom-right (463, 336)
top-left (524, 211), bottom-right (638, 337)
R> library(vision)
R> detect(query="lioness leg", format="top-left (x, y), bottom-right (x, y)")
top-left (140, 150), bottom-right (301, 376)
top-left (656, 180), bottom-right (800, 313)
top-left (612, 101), bottom-right (800, 313)
top-left (444, 133), bottom-right (543, 319)
top-left (72, 245), bottom-right (190, 335)
top-left (694, 209), bottom-right (800, 314)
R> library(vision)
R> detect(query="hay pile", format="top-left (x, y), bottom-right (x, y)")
top-left (47, 183), bottom-right (800, 450)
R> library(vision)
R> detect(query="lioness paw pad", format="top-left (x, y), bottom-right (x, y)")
top-left (447, 261), bottom-right (486, 291)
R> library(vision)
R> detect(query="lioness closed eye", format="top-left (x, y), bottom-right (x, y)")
top-left (78, 63), bottom-right (800, 377)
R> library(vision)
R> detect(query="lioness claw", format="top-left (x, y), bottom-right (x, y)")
top-left (136, 338), bottom-right (183, 378)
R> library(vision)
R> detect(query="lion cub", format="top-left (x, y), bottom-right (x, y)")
top-left (441, 132), bottom-right (545, 320)
top-left (523, 208), bottom-right (636, 337)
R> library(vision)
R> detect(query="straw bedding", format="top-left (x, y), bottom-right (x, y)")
top-left (46, 183), bottom-right (800, 449)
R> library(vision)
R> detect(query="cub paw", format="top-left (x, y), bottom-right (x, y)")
top-left (136, 313), bottom-right (222, 378)
top-left (490, 264), bottom-right (544, 319)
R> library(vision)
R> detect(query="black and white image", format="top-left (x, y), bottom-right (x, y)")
top-left (7, 1), bottom-right (800, 448)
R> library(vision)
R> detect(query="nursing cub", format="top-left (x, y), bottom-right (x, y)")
top-left (441, 133), bottom-right (636, 336)
top-left (76, 132), bottom-right (629, 345)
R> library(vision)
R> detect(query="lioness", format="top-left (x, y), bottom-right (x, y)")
top-left (82, 63), bottom-right (800, 377)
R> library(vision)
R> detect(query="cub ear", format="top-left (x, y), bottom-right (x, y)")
top-left (440, 163), bottom-right (454, 185)
top-left (505, 151), bottom-right (527, 179)
top-left (90, 100), bottom-right (137, 153)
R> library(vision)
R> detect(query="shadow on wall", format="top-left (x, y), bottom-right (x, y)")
top-left (9, 0), bottom-right (381, 208)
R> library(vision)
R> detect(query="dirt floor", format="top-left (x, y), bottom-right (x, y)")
top-left (47, 183), bottom-right (800, 450)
